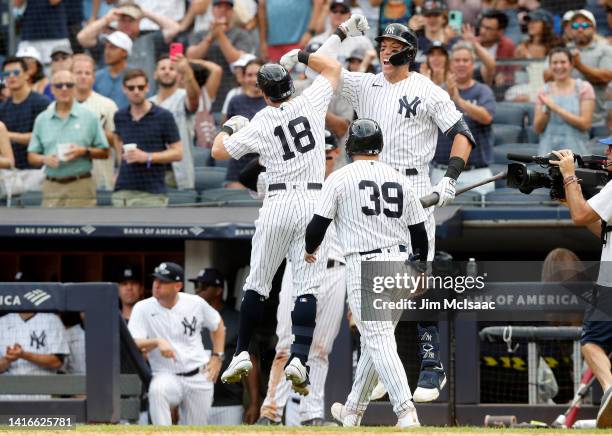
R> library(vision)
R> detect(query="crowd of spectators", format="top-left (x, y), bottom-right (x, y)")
top-left (0, 0), bottom-right (610, 207)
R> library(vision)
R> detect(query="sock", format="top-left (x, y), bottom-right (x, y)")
top-left (417, 323), bottom-right (442, 369)
top-left (290, 294), bottom-right (317, 365)
top-left (236, 290), bottom-right (266, 354)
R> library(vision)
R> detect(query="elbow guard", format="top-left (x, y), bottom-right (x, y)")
top-left (446, 117), bottom-right (477, 150)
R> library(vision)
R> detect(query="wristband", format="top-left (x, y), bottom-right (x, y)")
top-left (297, 50), bottom-right (311, 65)
top-left (563, 175), bottom-right (580, 187)
top-left (444, 156), bottom-right (466, 181)
top-left (308, 28), bottom-right (316, 37)
top-left (84, 148), bottom-right (91, 159)
top-left (334, 27), bottom-right (347, 42)
top-left (221, 125), bottom-right (234, 135)
top-left (146, 153), bottom-right (153, 169)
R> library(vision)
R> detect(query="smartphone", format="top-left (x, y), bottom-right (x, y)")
top-left (169, 42), bottom-right (184, 58)
top-left (448, 10), bottom-right (463, 34)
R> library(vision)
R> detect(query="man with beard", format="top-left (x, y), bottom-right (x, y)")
top-left (150, 55), bottom-right (200, 191)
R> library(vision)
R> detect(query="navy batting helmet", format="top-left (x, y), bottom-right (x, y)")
top-left (324, 129), bottom-right (338, 151)
top-left (257, 63), bottom-right (295, 102)
top-left (345, 119), bottom-right (383, 156)
top-left (375, 23), bottom-right (418, 66)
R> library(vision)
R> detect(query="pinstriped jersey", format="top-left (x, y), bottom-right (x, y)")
top-left (340, 70), bottom-right (462, 168)
top-left (224, 75), bottom-right (333, 185)
top-left (316, 160), bottom-right (428, 255)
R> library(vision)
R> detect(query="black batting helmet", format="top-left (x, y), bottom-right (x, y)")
top-left (324, 129), bottom-right (338, 151)
top-left (257, 63), bottom-right (295, 102)
top-left (375, 23), bottom-right (418, 66)
top-left (345, 119), bottom-right (383, 156)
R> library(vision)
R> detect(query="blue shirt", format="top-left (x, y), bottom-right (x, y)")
top-left (0, 91), bottom-right (51, 169)
top-left (114, 104), bottom-right (181, 194)
top-left (94, 67), bottom-right (129, 109)
top-left (266, 0), bottom-right (312, 45)
top-left (21, 0), bottom-right (69, 41)
top-left (433, 81), bottom-right (495, 167)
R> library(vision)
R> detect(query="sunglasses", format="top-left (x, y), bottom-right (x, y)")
top-left (52, 54), bottom-right (70, 62)
top-left (52, 82), bottom-right (75, 89)
top-left (571, 22), bottom-right (592, 30)
top-left (126, 84), bottom-right (146, 92)
top-left (2, 69), bottom-right (21, 78)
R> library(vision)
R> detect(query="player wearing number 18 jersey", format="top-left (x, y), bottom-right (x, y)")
top-left (304, 119), bottom-right (429, 428)
top-left (211, 52), bottom-right (342, 395)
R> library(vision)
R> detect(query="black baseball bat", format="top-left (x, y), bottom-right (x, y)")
top-left (420, 170), bottom-right (508, 208)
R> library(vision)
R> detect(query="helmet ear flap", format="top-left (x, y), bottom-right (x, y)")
top-left (389, 45), bottom-right (416, 66)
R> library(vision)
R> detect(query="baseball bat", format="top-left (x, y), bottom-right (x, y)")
top-left (420, 170), bottom-right (508, 208)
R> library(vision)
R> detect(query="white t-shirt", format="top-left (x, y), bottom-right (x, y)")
top-left (128, 293), bottom-right (221, 375)
top-left (587, 180), bottom-right (612, 286)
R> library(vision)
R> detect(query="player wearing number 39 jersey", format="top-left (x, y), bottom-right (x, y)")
top-left (211, 51), bottom-right (343, 396)
top-left (304, 118), bottom-right (429, 428)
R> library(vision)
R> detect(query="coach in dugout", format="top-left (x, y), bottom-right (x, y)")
top-left (551, 138), bottom-right (612, 428)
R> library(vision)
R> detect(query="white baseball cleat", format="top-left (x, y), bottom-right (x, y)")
top-left (397, 404), bottom-right (421, 428)
top-left (331, 402), bottom-right (362, 427)
top-left (220, 351), bottom-right (252, 384)
top-left (413, 368), bottom-right (447, 402)
top-left (370, 381), bottom-right (388, 400)
top-left (284, 357), bottom-right (310, 396)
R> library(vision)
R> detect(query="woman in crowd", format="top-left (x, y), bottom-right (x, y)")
top-left (419, 40), bottom-right (450, 86)
top-left (514, 9), bottom-right (562, 59)
top-left (534, 47), bottom-right (595, 156)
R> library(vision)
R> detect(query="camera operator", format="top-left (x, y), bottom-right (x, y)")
top-left (551, 138), bottom-right (612, 428)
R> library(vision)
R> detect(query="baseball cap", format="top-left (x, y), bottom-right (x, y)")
top-left (422, 0), bottom-right (447, 15)
top-left (152, 262), bottom-right (184, 283)
top-left (562, 10), bottom-right (575, 23)
top-left (347, 47), bottom-right (366, 61)
top-left (425, 40), bottom-right (448, 56)
top-left (230, 53), bottom-right (256, 72)
top-left (116, 265), bottom-right (142, 283)
top-left (16, 45), bottom-right (42, 64)
top-left (117, 1), bottom-right (144, 20)
top-left (526, 9), bottom-right (553, 26)
top-left (572, 9), bottom-right (596, 26)
top-left (325, 130), bottom-right (338, 151)
top-left (50, 44), bottom-right (73, 58)
top-left (102, 31), bottom-right (133, 55)
top-left (189, 268), bottom-right (225, 286)
top-left (330, 0), bottom-right (351, 12)
top-left (598, 137), bottom-right (612, 146)
top-left (213, 0), bottom-right (234, 6)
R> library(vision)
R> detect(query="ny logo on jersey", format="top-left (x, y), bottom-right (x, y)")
top-left (181, 316), bottom-right (197, 336)
top-left (30, 330), bottom-right (46, 350)
top-left (398, 96), bottom-right (422, 119)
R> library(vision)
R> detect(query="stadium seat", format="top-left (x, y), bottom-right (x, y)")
top-left (493, 102), bottom-right (527, 126)
top-left (525, 126), bottom-right (539, 144)
top-left (493, 143), bottom-right (538, 164)
top-left (210, 158), bottom-right (229, 168)
top-left (493, 124), bottom-right (523, 145)
top-left (167, 189), bottom-right (199, 205)
top-left (199, 188), bottom-right (254, 203)
top-left (194, 167), bottom-right (227, 191)
top-left (16, 191), bottom-right (42, 207)
top-left (96, 190), bottom-right (112, 206)
top-left (453, 191), bottom-right (483, 206)
top-left (485, 187), bottom-right (551, 205)
top-left (192, 147), bottom-right (211, 168)
top-left (591, 125), bottom-right (610, 139)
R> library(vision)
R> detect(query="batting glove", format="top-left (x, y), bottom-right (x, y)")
top-left (432, 176), bottom-right (456, 207)
top-left (339, 14), bottom-right (370, 37)
top-left (280, 48), bottom-right (300, 71)
top-left (222, 115), bottom-right (249, 135)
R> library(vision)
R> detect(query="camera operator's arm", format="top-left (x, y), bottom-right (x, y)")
top-left (551, 150), bottom-right (602, 225)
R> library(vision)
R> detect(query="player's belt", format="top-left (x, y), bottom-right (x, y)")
top-left (327, 259), bottom-right (345, 268)
top-left (268, 183), bottom-right (322, 191)
top-left (176, 367), bottom-right (200, 377)
top-left (46, 172), bottom-right (92, 184)
top-left (359, 245), bottom-right (408, 256)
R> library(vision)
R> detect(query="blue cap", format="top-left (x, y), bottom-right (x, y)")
top-left (598, 137), bottom-right (612, 145)
top-left (152, 262), bottom-right (184, 283)
top-left (189, 268), bottom-right (224, 286)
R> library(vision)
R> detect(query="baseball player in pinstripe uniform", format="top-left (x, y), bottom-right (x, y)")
top-left (257, 131), bottom-right (347, 426)
top-left (211, 17), bottom-right (368, 395)
top-left (128, 262), bottom-right (226, 425)
top-left (281, 19), bottom-right (477, 403)
top-left (304, 118), bottom-right (429, 427)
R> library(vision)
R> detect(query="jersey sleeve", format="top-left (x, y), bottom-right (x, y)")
top-left (302, 75), bottom-right (333, 114)
top-left (587, 180), bottom-right (612, 222)
top-left (47, 315), bottom-right (70, 355)
top-left (128, 302), bottom-right (149, 339)
top-left (402, 183), bottom-right (429, 226)
top-left (427, 81), bottom-right (462, 133)
top-left (223, 123), bottom-right (259, 159)
top-left (199, 298), bottom-right (222, 332)
top-left (315, 172), bottom-right (341, 219)
top-left (339, 69), bottom-right (364, 110)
